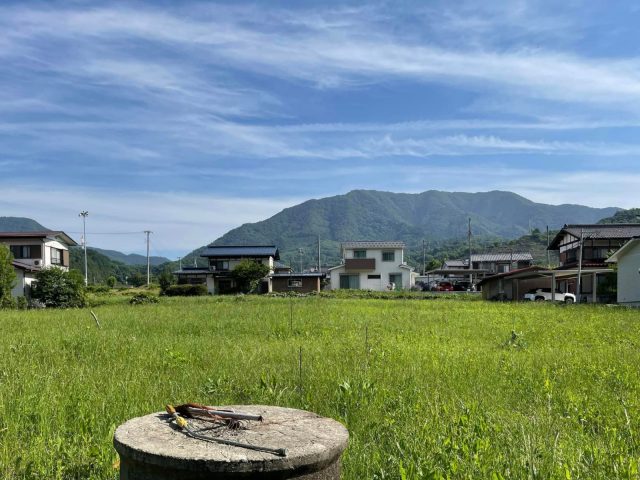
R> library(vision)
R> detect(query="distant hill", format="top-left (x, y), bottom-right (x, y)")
top-left (90, 247), bottom-right (170, 266)
top-left (0, 216), bottom-right (168, 283)
top-left (0, 216), bottom-right (49, 231)
top-left (597, 208), bottom-right (640, 224)
top-left (177, 190), bottom-right (618, 269)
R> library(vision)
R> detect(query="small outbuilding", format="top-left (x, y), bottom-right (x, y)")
top-left (606, 237), bottom-right (640, 306)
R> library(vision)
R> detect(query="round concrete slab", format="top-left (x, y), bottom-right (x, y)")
top-left (114, 405), bottom-right (348, 479)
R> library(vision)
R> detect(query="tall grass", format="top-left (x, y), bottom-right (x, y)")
top-left (1, 296), bottom-right (639, 479)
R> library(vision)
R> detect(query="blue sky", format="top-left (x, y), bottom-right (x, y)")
top-left (1, 1), bottom-right (640, 257)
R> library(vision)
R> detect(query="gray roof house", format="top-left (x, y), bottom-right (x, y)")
top-left (174, 245), bottom-right (280, 294)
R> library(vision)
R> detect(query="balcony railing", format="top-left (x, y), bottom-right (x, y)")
top-left (345, 258), bottom-right (375, 270)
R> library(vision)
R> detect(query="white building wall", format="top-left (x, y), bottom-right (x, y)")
top-left (0, 237), bottom-right (70, 271)
top-left (330, 247), bottom-right (413, 291)
top-left (617, 243), bottom-right (640, 306)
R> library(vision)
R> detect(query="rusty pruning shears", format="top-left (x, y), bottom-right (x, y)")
top-left (165, 404), bottom-right (287, 457)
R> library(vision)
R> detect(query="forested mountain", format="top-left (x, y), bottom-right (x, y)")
top-left (0, 217), bottom-right (49, 231)
top-left (90, 247), bottom-right (170, 266)
top-left (178, 190), bottom-right (617, 269)
top-left (597, 208), bottom-right (640, 224)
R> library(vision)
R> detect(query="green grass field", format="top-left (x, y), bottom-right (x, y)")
top-left (1, 296), bottom-right (639, 479)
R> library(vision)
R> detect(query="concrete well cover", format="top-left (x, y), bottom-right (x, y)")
top-left (113, 405), bottom-right (349, 474)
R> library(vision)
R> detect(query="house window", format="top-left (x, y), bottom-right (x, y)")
top-left (288, 279), bottom-right (303, 288)
top-left (50, 248), bottom-right (62, 265)
top-left (10, 245), bottom-right (41, 259)
top-left (211, 260), bottom-right (229, 271)
top-left (382, 251), bottom-right (395, 262)
top-left (498, 263), bottom-right (510, 273)
top-left (339, 274), bottom-right (360, 289)
top-left (353, 250), bottom-right (367, 259)
top-left (367, 274), bottom-right (381, 279)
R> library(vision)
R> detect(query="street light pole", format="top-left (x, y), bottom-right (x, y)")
top-left (79, 211), bottom-right (89, 286)
top-left (298, 248), bottom-right (304, 273)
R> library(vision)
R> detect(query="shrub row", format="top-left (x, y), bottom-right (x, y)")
top-left (163, 284), bottom-right (208, 296)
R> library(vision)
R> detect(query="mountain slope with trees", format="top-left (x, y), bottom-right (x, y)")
top-left (178, 190), bottom-right (617, 269)
top-left (597, 208), bottom-right (640, 224)
top-left (90, 247), bottom-right (170, 266)
top-left (0, 217), bottom-right (49, 232)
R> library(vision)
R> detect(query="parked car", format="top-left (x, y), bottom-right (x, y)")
top-left (432, 281), bottom-right (454, 292)
top-left (453, 281), bottom-right (472, 291)
top-left (524, 288), bottom-right (576, 304)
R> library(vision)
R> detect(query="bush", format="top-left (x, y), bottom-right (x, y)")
top-left (16, 296), bottom-right (28, 310)
top-left (129, 293), bottom-right (160, 305)
top-left (0, 244), bottom-right (16, 306)
top-left (164, 284), bottom-right (208, 296)
top-left (87, 284), bottom-right (111, 294)
top-left (31, 267), bottom-right (86, 308)
top-left (0, 295), bottom-right (17, 309)
top-left (106, 276), bottom-right (117, 288)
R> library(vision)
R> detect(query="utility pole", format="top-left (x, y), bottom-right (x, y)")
top-left (317, 236), bottom-right (321, 272)
top-left (79, 211), bottom-right (89, 286)
top-left (468, 218), bottom-right (473, 284)
top-left (546, 225), bottom-right (550, 266)
top-left (298, 248), bottom-right (304, 273)
top-left (576, 228), bottom-right (584, 303)
top-left (144, 230), bottom-right (152, 286)
top-left (422, 239), bottom-right (426, 275)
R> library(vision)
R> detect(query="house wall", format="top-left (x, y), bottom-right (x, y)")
top-left (272, 277), bottom-right (320, 293)
top-left (617, 242), bottom-right (640, 306)
top-left (329, 261), bottom-right (413, 291)
top-left (43, 239), bottom-right (70, 270)
top-left (1, 237), bottom-right (70, 270)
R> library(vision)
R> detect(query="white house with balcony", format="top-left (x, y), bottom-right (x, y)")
top-left (0, 231), bottom-right (78, 297)
top-left (174, 245), bottom-right (279, 294)
top-left (328, 241), bottom-right (415, 291)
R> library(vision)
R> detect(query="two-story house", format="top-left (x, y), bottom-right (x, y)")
top-left (0, 231), bottom-right (78, 297)
top-left (470, 253), bottom-right (534, 274)
top-left (328, 241), bottom-right (415, 291)
top-left (174, 245), bottom-right (280, 294)
top-left (548, 224), bottom-right (640, 269)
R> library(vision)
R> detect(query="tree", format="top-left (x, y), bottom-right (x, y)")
top-left (129, 271), bottom-right (146, 287)
top-left (32, 267), bottom-right (86, 308)
top-left (106, 276), bottom-right (117, 288)
top-left (158, 270), bottom-right (173, 293)
top-left (231, 259), bottom-right (270, 293)
top-left (0, 244), bottom-right (17, 306)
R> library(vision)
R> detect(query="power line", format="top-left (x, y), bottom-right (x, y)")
top-left (66, 231), bottom-right (144, 235)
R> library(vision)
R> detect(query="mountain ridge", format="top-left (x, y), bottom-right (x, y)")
top-left (177, 189), bottom-right (619, 268)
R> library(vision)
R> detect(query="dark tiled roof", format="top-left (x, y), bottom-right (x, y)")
top-left (201, 245), bottom-right (280, 259)
top-left (549, 224), bottom-right (640, 249)
top-left (270, 272), bottom-right (326, 277)
top-left (472, 253), bottom-right (533, 262)
top-left (0, 231), bottom-right (78, 246)
top-left (443, 260), bottom-right (467, 268)
top-left (342, 241), bottom-right (405, 249)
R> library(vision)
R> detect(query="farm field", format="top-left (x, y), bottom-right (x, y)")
top-left (1, 296), bottom-right (639, 479)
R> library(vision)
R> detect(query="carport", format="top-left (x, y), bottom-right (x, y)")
top-left (479, 267), bottom-right (614, 303)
